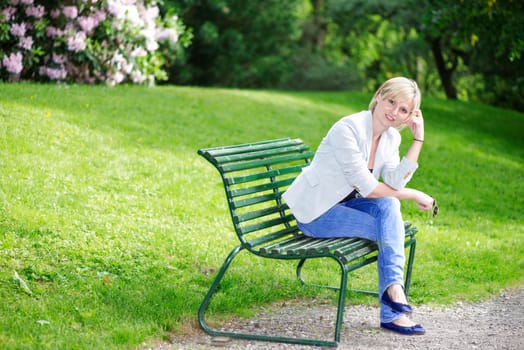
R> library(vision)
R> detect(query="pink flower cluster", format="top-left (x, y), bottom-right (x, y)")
top-left (2, 52), bottom-right (23, 74)
top-left (25, 4), bottom-right (44, 18)
top-left (1, 0), bottom-right (185, 85)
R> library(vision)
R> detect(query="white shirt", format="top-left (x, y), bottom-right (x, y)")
top-left (283, 110), bottom-right (418, 223)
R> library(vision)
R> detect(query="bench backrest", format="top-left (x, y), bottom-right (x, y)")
top-left (198, 138), bottom-right (314, 252)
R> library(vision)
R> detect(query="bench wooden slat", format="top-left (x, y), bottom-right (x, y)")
top-left (230, 192), bottom-right (282, 209)
top-left (234, 204), bottom-right (289, 223)
top-left (229, 177), bottom-right (295, 198)
top-left (238, 214), bottom-right (296, 235)
top-left (258, 235), bottom-right (310, 255)
top-left (245, 226), bottom-right (300, 248)
top-left (335, 244), bottom-right (378, 264)
top-left (259, 236), bottom-right (363, 257)
top-left (266, 236), bottom-right (320, 255)
top-left (220, 152), bottom-right (312, 173)
top-left (292, 238), bottom-right (364, 256)
top-left (301, 238), bottom-right (361, 254)
top-left (334, 239), bottom-right (375, 255)
top-left (404, 222), bottom-right (417, 236)
top-left (226, 165), bottom-right (307, 185)
top-left (290, 238), bottom-right (341, 254)
top-left (199, 138), bottom-right (304, 158)
top-left (214, 144), bottom-right (311, 165)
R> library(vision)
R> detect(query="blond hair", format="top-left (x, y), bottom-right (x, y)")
top-left (369, 77), bottom-right (421, 114)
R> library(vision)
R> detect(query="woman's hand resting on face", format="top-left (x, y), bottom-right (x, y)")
top-left (406, 109), bottom-right (424, 141)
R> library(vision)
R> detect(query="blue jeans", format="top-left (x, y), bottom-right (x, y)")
top-left (297, 197), bottom-right (406, 323)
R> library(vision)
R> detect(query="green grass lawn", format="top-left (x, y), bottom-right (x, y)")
top-left (1, 83), bottom-right (523, 349)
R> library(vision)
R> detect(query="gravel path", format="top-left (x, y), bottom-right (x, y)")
top-left (150, 286), bottom-right (523, 350)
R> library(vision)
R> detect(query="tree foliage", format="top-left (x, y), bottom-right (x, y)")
top-left (164, 0), bottom-right (523, 110)
top-left (164, 0), bottom-right (304, 88)
top-left (322, 0), bottom-right (438, 92)
top-left (419, 0), bottom-right (524, 109)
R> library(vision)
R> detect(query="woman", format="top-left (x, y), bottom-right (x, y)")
top-left (283, 77), bottom-right (434, 335)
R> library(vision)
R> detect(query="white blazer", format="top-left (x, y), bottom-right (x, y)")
top-left (283, 110), bottom-right (418, 223)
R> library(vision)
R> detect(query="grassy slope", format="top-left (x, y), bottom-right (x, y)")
top-left (0, 83), bottom-right (522, 349)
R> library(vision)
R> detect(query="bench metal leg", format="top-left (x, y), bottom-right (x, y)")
top-left (333, 260), bottom-right (349, 344)
top-left (296, 256), bottom-right (379, 296)
top-left (198, 244), bottom-right (244, 336)
top-left (198, 248), bottom-right (343, 347)
top-left (404, 239), bottom-right (417, 297)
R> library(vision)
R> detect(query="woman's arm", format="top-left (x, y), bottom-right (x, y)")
top-left (405, 109), bottom-right (425, 164)
top-left (368, 183), bottom-right (434, 211)
top-left (378, 109), bottom-right (426, 197)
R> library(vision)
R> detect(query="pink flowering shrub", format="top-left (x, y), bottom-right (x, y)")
top-left (0, 0), bottom-right (189, 85)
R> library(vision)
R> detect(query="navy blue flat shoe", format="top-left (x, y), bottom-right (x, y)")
top-left (381, 291), bottom-right (413, 314)
top-left (380, 321), bottom-right (426, 335)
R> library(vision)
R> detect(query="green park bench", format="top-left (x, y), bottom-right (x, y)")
top-left (197, 137), bottom-right (418, 347)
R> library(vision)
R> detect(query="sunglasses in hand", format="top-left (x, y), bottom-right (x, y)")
top-left (431, 196), bottom-right (439, 218)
